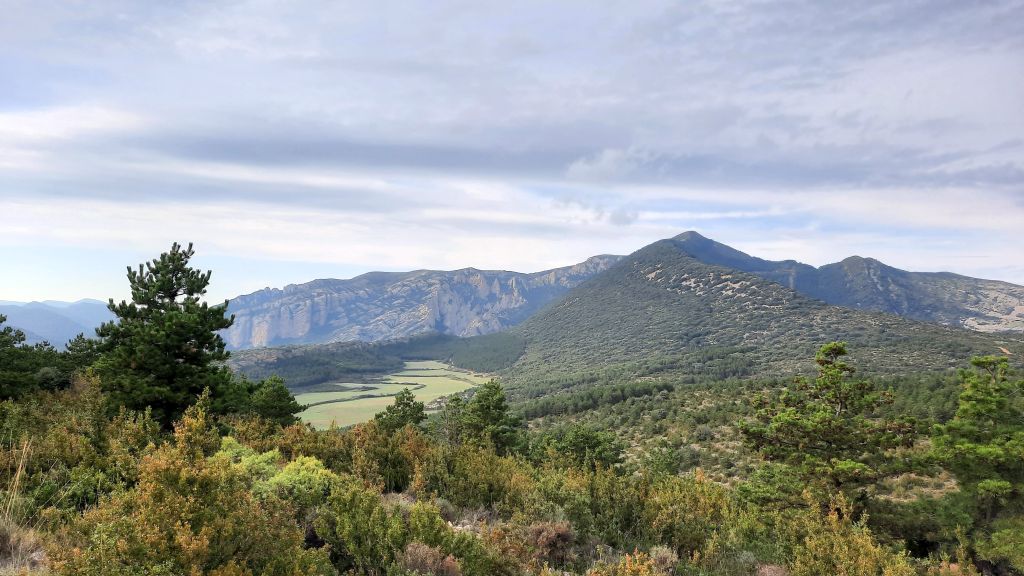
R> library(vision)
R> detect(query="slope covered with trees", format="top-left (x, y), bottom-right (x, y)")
top-left (502, 237), bottom-right (1021, 400)
top-left (668, 232), bottom-right (1024, 332)
top-left (3, 339), bottom-right (1022, 574)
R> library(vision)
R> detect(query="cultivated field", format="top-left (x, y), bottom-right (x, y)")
top-left (295, 361), bottom-right (489, 429)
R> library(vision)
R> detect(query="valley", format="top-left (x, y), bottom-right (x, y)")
top-left (294, 360), bottom-right (490, 428)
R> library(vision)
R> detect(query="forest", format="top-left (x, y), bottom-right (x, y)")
top-left (1, 244), bottom-right (1022, 575)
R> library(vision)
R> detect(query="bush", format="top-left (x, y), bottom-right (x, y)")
top-left (258, 455), bottom-right (342, 520)
top-left (586, 551), bottom-right (665, 576)
top-left (49, 400), bottom-right (334, 576)
top-left (395, 542), bottom-right (462, 576)
top-left (526, 521), bottom-right (576, 568)
top-left (788, 494), bottom-right (915, 576)
top-left (0, 519), bottom-right (46, 573)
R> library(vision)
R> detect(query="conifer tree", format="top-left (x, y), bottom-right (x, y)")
top-left (374, 388), bottom-right (426, 433)
top-left (741, 342), bottom-right (917, 495)
top-left (933, 356), bottom-right (1024, 572)
top-left (461, 379), bottom-right (524, 455)
top-left (0, 315), bottom-right (65, 398)
top-left (95, 242), bottom-right (236, 426)
top-left (250, 375), bottom-right (305, 427)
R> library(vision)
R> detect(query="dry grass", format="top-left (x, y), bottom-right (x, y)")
top-left (0, 440), bottom-right (47, 575)
top-left (0, 520), bottom-right (46, 574)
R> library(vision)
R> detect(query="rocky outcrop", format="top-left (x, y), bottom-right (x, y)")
top-left (671, 232), bottom-right (1024, 333)
top-left (222, 256), bottom-right (622, 349)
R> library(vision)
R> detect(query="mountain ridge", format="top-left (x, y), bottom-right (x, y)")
top-left (500, 236), bottom-right (1022, 398)
top-left (670, 232), bottom-right (1024, 332)
top-left (0, 300), bottom-right (114, 346)
top-left (5, 234), bottom-right (1023, 350)
top-left (222, 255), bottom-right (624, 349)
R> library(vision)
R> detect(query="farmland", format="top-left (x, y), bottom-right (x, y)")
top-left (295, 360), bottom-right (489, 428)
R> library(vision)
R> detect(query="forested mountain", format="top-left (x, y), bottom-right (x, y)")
top-left (501, 235), bottom-right (1022, 396)
top-left (0, 299), bottom-right (113, 345)
top-left (223, 232), bottom-right (1023, 352)
top-left (221, 255), bottom-right (622, 349)
top-left (14, 233), bottom-right (1021, 354)
top-left (671, 231), bottom-right (1024, 332)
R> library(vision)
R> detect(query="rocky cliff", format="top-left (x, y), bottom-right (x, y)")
top-left (222, 255), bottom-right (621, 349)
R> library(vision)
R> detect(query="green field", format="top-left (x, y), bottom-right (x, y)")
top-left (296, 361), bottom-right (489, 429)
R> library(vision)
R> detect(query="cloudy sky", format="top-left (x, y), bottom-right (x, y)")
top-left (1, 0), bottom-right (1022, 302)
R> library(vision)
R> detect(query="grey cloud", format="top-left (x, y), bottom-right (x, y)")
top-left (1, 0), bottom-right (1021, 205)
top-left (608, 208), bottom-right (639, 226)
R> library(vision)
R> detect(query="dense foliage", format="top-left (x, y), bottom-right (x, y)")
top-left (3, 376), bottom-right (934, 576)
top-left (0, 317), bottom-right (96, 401)
top-left (4, 344), bottom-right (1022, 574)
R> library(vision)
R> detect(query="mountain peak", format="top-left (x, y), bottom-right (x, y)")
top-left (839, 255), bottom-right (881, 265)
top-left (672, 230), bottom-right (709, 242)
top-left (656, 235), bottom-right (1024, 331)
top-left (663, 231), bottom-right (768, 272)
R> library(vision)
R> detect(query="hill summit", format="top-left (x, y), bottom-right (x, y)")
top-left (670, 232), bottom-right (1024, 332)
top-left (503, 234), bottom-right (1021, 391)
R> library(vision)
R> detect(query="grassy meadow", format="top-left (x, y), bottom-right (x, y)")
top-left (296, 360), bottom-right (489, 428)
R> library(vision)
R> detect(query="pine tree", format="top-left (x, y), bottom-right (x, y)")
top-left (932, 356), bottom-right (1024, 572)
top-left (95, 243), bottom-right (236, 426)
top-left (374, 388), bottom-right (426, 434)
top-left (250, 376), bottom-right (305, 427)
top-left (461, 380), bottom-right (524, 455)
top-left (933, 356), bottom-right (1023, 491)
top-left (740, 342), bottom-right (917, 495)
top-left (0, 315), bottom-right (65, 398)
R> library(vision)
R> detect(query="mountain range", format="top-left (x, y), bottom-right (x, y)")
top-left (228, 232), bottom-right (1024, 405)
top-left (5, 233), bottom-right (1024, 354)
top-left (223, 232), bottom-right (1024, 351)
top-left (669, 232), bottom-right (1024, 332)
top-left (0, 299), bottom-right (113, 346)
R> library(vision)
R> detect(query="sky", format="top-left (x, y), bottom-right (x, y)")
top-left (1, 0), bottom-right (1023, 303)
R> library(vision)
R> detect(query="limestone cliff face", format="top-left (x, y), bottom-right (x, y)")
top-left (222, 256), bottom-right (622, 349)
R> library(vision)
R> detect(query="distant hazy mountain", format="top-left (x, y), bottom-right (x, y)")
top-left (222, 256), bottom-right (623, 349)
top-left (670, 232), bottom-right (1024, 332)
top-left (0, 299), bottom-right (113, 346)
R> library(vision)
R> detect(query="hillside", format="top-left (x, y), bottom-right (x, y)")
top-left (222, 255), bottom-right (622, 349)
top-left (503, 236), bottom-right (1023, 397)
top-left (672, 231), bottom-right (1024, 332)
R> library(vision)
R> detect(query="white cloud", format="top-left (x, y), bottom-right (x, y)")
top-left (566, 148), bottom-right (656, 181)
top-left (0, 106), bottom-right (145, 170)
top-left (1, 0), bottom-right (1023, 299)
